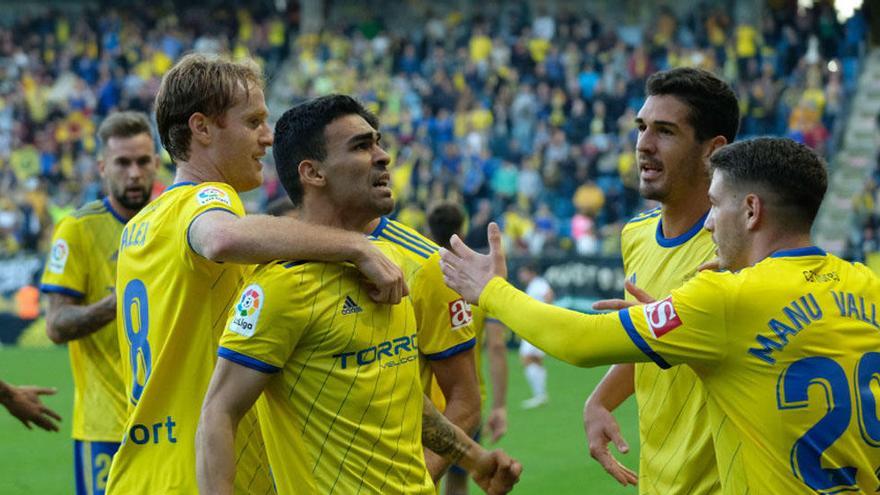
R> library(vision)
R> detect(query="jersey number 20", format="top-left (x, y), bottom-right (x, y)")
top-left (123, 279), bottom-right (152, 405)
top-left (777, 353), bottom-right (880, 492)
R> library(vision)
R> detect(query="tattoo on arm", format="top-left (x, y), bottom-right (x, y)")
top-left (46, 293), bottom-right (115, 343)
top-left (422, 399), bottom-right (469, 465)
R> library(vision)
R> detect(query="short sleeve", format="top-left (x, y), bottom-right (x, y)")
top-left (182, 183), bottom-right (246, 257)
top-left (621, 271), bottom-right (730, 368)
top-left (219, 268), bottom-right (307, 373)
top-left (411, 252), bottom-right (476, 360)
top-left (40, 217), bottom-right (87, 298)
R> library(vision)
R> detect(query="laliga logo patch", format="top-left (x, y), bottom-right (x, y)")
top-left (47, 239), bottom-right (69, 274)
top-left (448, 299), bottom-right (473, 330)
top-left (229, 284), bottom-right (263, 337)
top-left (196, 186), bottom-right (231, 206)
top-left (644, 296), bottom-right (682, 339)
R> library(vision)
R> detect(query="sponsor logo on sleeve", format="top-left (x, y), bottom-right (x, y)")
top-left (47, 239), bottom-right (69, 274)
top-left (643, 296), bottom-right (682, 338)
top-left (448, 299), bottom-right (473, 330)
top-left (229, 284), bottom-right (263, 337)
top-left (196, 186), bottom-right (232, 207)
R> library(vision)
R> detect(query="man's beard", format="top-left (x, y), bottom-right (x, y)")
top-left (115, 187), bottom-right (150, 211)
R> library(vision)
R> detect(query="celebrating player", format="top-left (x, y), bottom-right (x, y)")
top-left (583, 67), bottom-right (738, 492)
top-left (426, 201), bottom-right (510, 495)
top-left (106, 55), bottom-right (406, 494)
top-left (40, 111), bottom-right (158, 495)
top-left (196, 94), bottom-right (520, 495)
top-left (442, 137), bottom-right (880, 494)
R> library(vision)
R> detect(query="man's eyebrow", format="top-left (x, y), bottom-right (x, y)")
top-left (635, 117), bottom-right (681, 130)
top-left (347, 131), bottom-right (380, 145)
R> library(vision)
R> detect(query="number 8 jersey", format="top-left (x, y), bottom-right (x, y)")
top-left (107, 182), bottom-right (273, 495)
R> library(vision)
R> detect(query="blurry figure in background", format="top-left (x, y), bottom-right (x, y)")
top-left (516, 262), bottom-right (553, 409)
top-left (427, 201), bottom-right (510, 495)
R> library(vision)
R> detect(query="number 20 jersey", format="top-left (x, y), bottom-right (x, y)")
top-left (107, 182), bottom-right (272, 494)
top-left (618, 247), bottom-right (880, 494)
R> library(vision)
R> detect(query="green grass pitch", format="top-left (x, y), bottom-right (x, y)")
top-left (0, 347), bottom-right (641, 494)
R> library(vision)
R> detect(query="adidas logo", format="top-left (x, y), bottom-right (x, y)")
top-left (341, 295), bottom-right (363, 315)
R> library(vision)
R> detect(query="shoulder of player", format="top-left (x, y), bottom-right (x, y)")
top-left (67, 199), bottom-right (109, 221)
top-left (621, 207), bottom-right (661, 234)
top-left (371, 218), bottom-right (440, 260)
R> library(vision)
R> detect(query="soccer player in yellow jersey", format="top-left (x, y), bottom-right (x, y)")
top-left (106, 56), bottom-right (408, 495)
top-left (442, 137), bottom-right (880, 494)
top-left (40, 111), bottom-right (158, 495)
top-left (583, 67), bottom-right (739, 493)
top-left (197, 94), bottom-right (521, 495)
top-left (427, 201), bottom-right (510, 495)
top-left (367, 213), bottom-right (481, 478)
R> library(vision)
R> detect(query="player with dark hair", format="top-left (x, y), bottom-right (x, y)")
top-left (40, 111), bottom-right (158, 495)
top-left (273, 94), bottom-right (483, 479)
top-left (583, 67), bottom-right (738, 493)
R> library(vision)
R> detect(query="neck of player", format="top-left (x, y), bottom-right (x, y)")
top-left (299, 199), bottom-right (375, 233)
top-left (107, 194), bottom-right (139, 221)
top-left (750, 230), bottom-right (815, 266)
top-left (660, 192), bottom-right (710, 239)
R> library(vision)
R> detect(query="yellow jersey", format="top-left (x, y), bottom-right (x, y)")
top-left (40, 198), bottom-right (128, 442)
top-left (218, 240), bottom-right (434, 494)
top-left (621, 207), bottom-right (720, 494)
top-left (370, 217), bottom-right (476, 411)
top-left (106, 181), bottom-right (273, 494)
top-left (479, 247), bottom-right (880, 494)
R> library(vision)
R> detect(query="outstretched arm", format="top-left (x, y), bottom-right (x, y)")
top-left (439, 223), bottom-right (644, 368)
top-left (422, 397), bottom-right (522, 494)
top-left (190, 212), bottom-right (407, 304)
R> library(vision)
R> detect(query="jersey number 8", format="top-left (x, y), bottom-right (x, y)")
top-left (122, 279), bottom-right (152, 405)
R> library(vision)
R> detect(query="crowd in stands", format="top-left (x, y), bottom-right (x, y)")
top-left (0, 2), bottom-right (868, 265)
top-left (847, 112), bottom-right (880, 267)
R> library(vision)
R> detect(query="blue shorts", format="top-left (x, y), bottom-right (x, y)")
top-left (74, 440), bottom-right (120, 495)
top-left (449, 429), bottom-right (482, 476)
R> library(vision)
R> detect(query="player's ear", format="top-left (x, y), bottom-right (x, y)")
top-left (189, 112), bottom-right (211, 145)
top-left (703, 135), bottom-right (727, 160)
top-left (744, 193), bottom-right (762, 231)
top-left (299, 160), bottom-right (326, 187)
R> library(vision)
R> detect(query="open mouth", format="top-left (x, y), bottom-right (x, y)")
top-left (639, 160), bottom-right (663, 180)
top-left (373, 174), bottom-right (391, 189)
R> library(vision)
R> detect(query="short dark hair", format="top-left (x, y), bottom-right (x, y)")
top-left (273, 94), bottom-right (379, 206)
top-left (155, 53), bottom-right (263, 162)
top-left (98, 111), bottom-right (153, 153)
top-left (427, 201), bottom-right (465, 249)
top-left (646, 67), bottom-right (739, 144)
top-left (709, 137), bottom-right (827, 231)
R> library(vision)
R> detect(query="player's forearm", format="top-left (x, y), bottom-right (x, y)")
top-left (487, 323), bottom-right (509, 410)
top-left (586, 364), bottom-right (635, 412)
top-left (204, 214), bottom-right (373, 264)
top-left (196, 407), bottom-right (238, 495)
top-left (46, 296), bottom-right (115, 344)
top-left (422, 398), bottom-right (476, 473)
top-left (478, 278), bottom-right (639, 368)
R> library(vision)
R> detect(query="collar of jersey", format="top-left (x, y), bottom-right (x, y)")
top-left (769, 246), bottom-right (826, 258)
top-left (370, 216), bottom-right (390, 237)
top-left (166, 181), bottom-right (197, 191)
top-left (102, 197), bottom-right (127, 224)
top-left (655, 210), bottom-right (709, 248)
